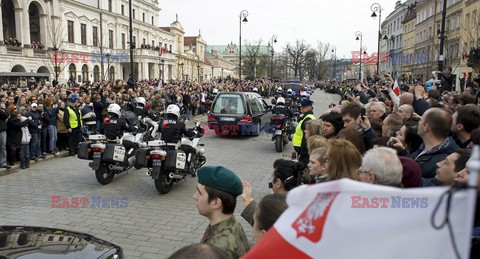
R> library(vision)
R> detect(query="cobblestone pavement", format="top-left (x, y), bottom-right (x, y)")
top-left (0, 90), bottom-right (340, 258)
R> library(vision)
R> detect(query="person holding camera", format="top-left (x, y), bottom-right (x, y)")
top-left (437, 67), bottom-right (454, 94)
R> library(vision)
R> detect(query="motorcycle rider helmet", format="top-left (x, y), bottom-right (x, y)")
top-left (213, 88), bottom-right (219, 95)
top-left (287, 88), bottom-right (293, 94)
top-left (166, 104), bottom-right (181, 119)
top-left (253, 87), bottom-right (258, 92)
top-left (301, 92), bottom-right (308, 97)
top-left (276, 86), bottom-right (283, 93)
top-left (135, 97), bottom-right (146, 108)
top-left (107, 103), bottom-right (121, 117)
top-left (276, 97), bottom-right (286, 106)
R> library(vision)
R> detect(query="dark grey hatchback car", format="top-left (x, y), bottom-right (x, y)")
top-left (207, 92), bottom-right (272, 136)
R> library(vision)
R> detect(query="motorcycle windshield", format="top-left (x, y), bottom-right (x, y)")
top-left (123, 111), bottom-right (138, 126)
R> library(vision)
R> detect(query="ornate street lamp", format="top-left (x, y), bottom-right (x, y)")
top-left (270, 35), bottom-right (277, 81)
top-left (371, 3), bottom-right (382, 78)
top-left (239, 10), bottom-right (248, 80)
top-left (355, 31), bottom-right (364, 81)
top-left (331, 47), bottom-right (337, 80)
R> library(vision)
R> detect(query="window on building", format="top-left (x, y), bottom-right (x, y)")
top-left (133, 9), bottom-right (135, 19)
top-left (429, 27), bottom-right (432, 39)
top-left (67, 21), bottom-right (74, 43)
top-left (152, 40), bottom-right (154, 47)
top-left (122, 33), bottom-right (125, 49)
top-left (169, 45), bottom-right (172, 52)
top-left (133, 36), bottom-right (136, 48)
top-left (143, 38), bottom-right (146, 45)
top-left (143, 13), bottom-right (145, 22)
top-left (108, 0), bottom-right (112, 12)
top-left (473, 11), bottom-right (477, 28)
top-left (121, 5), bottom-right (124, 15)
top-left (93, 26), bottom-right (98, 47)
top-left (80, 23), bottom-right (86, 45)
top-left (109, 30), bottom-right (113, 49)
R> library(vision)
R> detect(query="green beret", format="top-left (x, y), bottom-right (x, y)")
top-left (198, 166), bottom-right (243, 197)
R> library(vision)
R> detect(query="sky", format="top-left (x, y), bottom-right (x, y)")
top-left (157, 0), bottom-right (401, 59)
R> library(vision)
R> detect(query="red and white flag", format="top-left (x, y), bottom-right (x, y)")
top-left (159, 47), bottom-right (163, 57)
top-left (242, 179), bottom-right (475, 259)
top-left (393, 79), bottom-right (401, 96)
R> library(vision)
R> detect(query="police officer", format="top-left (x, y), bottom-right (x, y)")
top-left (193, 166), bottom-right (250, 259)
top-left (272, 97), bottom-right (288, 116)
top-left (103, 104), bottom-right (137, 160)
top-left (161, 104), bottom-right (200, 174)
top-left (64, 97), bottom-right (83, 156)
top-left (292, 99), bottom-right (315, 157)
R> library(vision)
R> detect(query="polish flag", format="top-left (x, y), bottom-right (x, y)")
top-left (393, 79), bottom-right (401, 96)
top-left (159, 47), bottom-right (163, 56)
top-left (242, 179), bottom-right (476, 259)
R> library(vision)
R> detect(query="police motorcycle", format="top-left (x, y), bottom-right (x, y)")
top-left (135, 105), bottom-right (206, 194)
top-left (132, 97), bottom-right (160, 142)
top-left (270, 97), bottom-right (294, 152)
top-left (78, 105), bottom-right (146, 185)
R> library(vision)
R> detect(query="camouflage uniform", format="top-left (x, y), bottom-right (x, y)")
top-left (201, 216), bottom-right (250, 259)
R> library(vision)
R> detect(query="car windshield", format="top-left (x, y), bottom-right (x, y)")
top-left (212, 94), bottom-right (245, 114)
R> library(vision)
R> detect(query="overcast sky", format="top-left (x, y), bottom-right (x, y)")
top-left (157, 0), bottom-right (401, 59)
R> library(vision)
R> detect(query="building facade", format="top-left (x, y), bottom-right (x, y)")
top-left (413, 0), bottom-right (437, 82)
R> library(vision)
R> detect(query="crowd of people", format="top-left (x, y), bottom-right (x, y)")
top-left (168, 70), bottom-right (480, 259)
top-left (4, 37), bottom-right (21, 47)
top-left (0, 78), bottom-right (281, 169)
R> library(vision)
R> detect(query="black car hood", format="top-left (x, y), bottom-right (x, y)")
top-left (0, 226), bottom-right (123, 259)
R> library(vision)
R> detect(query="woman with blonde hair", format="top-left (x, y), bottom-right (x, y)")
top-left (326, 139), bottom-right (362, 181)
top-left (307, 135), bottom-right (327, 154)
top-left (304, 119), bottom-right (324, 139)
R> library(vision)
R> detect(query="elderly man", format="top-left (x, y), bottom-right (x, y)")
top-left (367, 102), bottom-right (386, 121)
top-left (422, 149), bottom-right (470, 187)
top-left (412, 108), bottom-right (459, 178)
top-left (358, 147), bottom-right (403, 187)
top-left (396, 104), bottom-right (415, 122)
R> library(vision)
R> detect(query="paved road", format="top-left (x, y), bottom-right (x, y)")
top-left (0, 90), bottom-right (340, 258)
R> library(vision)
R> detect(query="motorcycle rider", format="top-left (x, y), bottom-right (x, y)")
top-left (160, 104), bottom-right (201, 175)
top-left (103, 104), bottom-right (138, 163)
top-left (131, 97), bottom-right (158, 138)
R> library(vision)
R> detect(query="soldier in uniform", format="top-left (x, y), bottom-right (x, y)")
top-left (193, 166), bottom-right (250, 259)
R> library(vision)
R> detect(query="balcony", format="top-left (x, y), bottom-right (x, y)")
top-left (33, 49), bottom-right (48, 58)
top-left (6, 46), bottom-right (23, 55)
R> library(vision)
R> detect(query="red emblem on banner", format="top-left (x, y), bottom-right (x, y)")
top-left (291, 192), bottom-right (339, 243)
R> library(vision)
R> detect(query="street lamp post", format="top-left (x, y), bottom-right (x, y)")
top-left (106, 53), bottom-right (111, 81)
top-left (52, 47), bottom-right (59, 83)
top-left (371, 3), bottom-right (382, 79)
top-left (221, 68), bottom-right (224, 79)
top-left (438, 0), bottom-right (448, 72)
top-left (355, 31), bottom-right (364, 81)
top-left (239, 10), bottom-right (248, 80)
top-left (211, 66), bottom-right (214, 80)
top-left (270, 35), bottom-right (277, 81)
top-left (331, 48), bottom-right (336, 80)
top-left (128, 0), bottom-right (134, 83)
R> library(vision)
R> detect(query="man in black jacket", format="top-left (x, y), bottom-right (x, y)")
top-left (0, 95), bottom-right (10, 168)
top-left (438, 67), bottom-right (454, 93)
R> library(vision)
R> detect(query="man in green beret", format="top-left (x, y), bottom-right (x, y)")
top-left (193, 166), bottom-right (250, 259)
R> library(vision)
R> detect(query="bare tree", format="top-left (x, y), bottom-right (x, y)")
top-left (44, 17), bottom-right (70, 83)
top-left (315, 41), bottom-right (332, 80)
top-left (285, 40), bottom-right (310, 79)
top-left (243, 40), bottom-right (269, 80)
